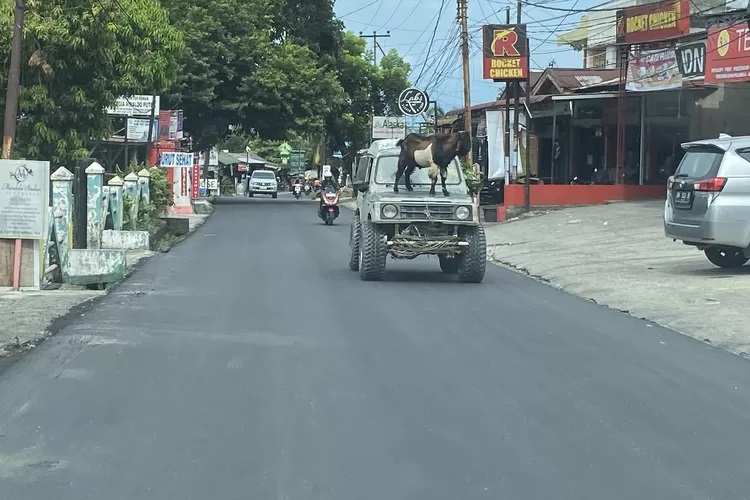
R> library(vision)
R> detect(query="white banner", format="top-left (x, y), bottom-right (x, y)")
top-left (372, 116), bottom-right (406, 139)
top-left (198, 149), bottom-right (219, 166)
top-left (159, 152), bottom-right (194, 168)
top-left (107, 95), bottom-right (160, 116)
top-left (126, 118), bottom-right (158, 141)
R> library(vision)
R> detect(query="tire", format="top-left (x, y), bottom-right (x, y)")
top-left (457, 225), bottom-right (487, 283)
top-left (349, 214), bottom-right (361, 271)
top-left (272, 193), bottom-right (277, 199)
top-left (705, 247), bottom-right (749, 268)
top-left (359, 219), bottom-right (387, 281)
top-left (248, 192), bottom-right (254, 197)
top-left (439, 255), bottom-right (461, 274)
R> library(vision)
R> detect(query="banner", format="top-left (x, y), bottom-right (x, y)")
top-left (126, 118), bottom-right (158, 142)
top-left (483, 24), bottom-right (528, 80)
top-left (372, 116), bottom-right (405, 139)
top-left (626, 48), bottom-right (682, 91)
top-left (191, 164), bottom-right (200, 199)
top-left (706, 24), bottom-right (750, 84)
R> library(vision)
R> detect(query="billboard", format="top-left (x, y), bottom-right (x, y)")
top-left (483, 24), bottom-right (528, 80)
top-left (706, 24), bottom-right (750, 84)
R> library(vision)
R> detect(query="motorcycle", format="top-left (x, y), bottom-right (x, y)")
top-left (304, 184), bottom-right (311, 196)
top-left (293, 184), bottom-right (302, 199)
top-left (318, 185), bottom-right (340, 225)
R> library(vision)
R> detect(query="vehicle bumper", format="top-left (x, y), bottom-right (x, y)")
top-left (249, 187), bottom-right (277, 195)
top-left (387, 236), bottom-right (469, 256)
top-left (664, 202), bottom-right (750, 248)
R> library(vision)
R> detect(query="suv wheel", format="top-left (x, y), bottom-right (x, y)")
top-left (705, 247), bottom-right (749, 268)
top-left (457, 225), bottom-right (487, 283)
top-left (439, 255), bottom-right (461, 274)
top-left (359, 220), bottom-right (387, 281)
top-left (349, 214), bottom-right (361, 271)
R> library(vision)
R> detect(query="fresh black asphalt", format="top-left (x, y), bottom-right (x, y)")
top-left (1, 194), bottom-right (749, 499)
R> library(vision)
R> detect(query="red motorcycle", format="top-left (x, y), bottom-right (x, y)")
top-left (318, 185), bottom-right (340, 225)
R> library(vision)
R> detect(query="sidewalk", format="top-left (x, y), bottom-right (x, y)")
top-left (0, 212), bottom-right (212, 357)
top-left (485, 200), bottom-right (750, 356)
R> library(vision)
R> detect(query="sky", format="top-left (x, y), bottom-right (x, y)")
top-left (334, 0), bottom-right (603, 110)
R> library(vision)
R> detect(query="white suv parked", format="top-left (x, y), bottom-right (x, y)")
top-left (248, 169), bottom-right (278, 198)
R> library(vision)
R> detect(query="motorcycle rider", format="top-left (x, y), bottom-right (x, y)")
top-left (318, 170), bottom-right (339, 213)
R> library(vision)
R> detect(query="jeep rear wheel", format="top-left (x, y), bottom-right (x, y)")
top-left (348, 214), bottom-right (361, 271)
top-left (457, 225), bottom-right (487, 283)
top-left (439, 255), bottom-right (461, 274)
top-left (359, 220), bottom-right (387, 281)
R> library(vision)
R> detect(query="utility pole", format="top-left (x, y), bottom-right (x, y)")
top-left (2, 0), bottom-right (26, 291)
top-left (3, 0), bottom-right (26, 159)
top-left (513, 0), bottom-right (521, 183)
top-left (459, 0), bottom-right (473, 167)
top-left (360, 31), bottom-right (391, 146)
top-left (504, 7), bottom-right (511, 185)
top-left (359, 31), bottom-right (390, 67)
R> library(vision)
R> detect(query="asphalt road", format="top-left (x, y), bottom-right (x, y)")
top-left (2, 194), bottom-right (750, 499)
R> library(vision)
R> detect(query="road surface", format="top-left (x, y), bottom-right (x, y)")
top-left (1, 194), bottom-right (750, 499)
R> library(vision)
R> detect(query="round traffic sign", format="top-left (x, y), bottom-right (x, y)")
top-left (398, 87), bottom-right (429, 116)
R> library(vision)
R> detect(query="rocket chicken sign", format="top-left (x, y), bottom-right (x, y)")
top-left (615, 0), bottom-right (689, 44)
top-left (483, 24), bottom-right (528, 80)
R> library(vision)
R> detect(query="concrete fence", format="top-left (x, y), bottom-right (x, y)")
top-left (48, 162), bottom-right (154, 286)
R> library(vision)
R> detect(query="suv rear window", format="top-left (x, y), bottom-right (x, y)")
top-left (674, 146), bottom-right (724, 180)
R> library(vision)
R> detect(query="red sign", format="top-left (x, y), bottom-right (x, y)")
top-left (706, 24), bottom-right (750, 84)
top-left (191, 164), bottom-right (201, 199)
top-left (482, 24), bottom-right (528, 81)
top-left (616, 0), bottom-right (689, 44)
top-left (180, 167), bottom-right (187, 197)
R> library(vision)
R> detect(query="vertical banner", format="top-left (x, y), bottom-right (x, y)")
top-left (180, 167), bottom-right (188, 197)
top-left (191, 164), bottom-right (201, 199)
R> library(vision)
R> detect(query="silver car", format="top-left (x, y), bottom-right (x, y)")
top-left (664, 133), bottom-right (750, 268)
top-left (247, 169), bottom-right (278, 198)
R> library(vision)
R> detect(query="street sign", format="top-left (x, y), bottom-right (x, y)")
top-left (398, 87), bottom-right (429, 116)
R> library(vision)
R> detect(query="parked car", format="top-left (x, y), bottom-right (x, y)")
top-left (247, 169), bottom-right (278, 198)
top-left (664, 133), bottom-right (750, 268)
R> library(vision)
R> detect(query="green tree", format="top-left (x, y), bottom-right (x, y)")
top-left (323, 34), bottom-right (412, 179)
top-left (0, 0), bottom-right (183, 164)
top-left (161, 0), bottom-right (345, 151)
top-left (373, 49), bottom-right (411, 115)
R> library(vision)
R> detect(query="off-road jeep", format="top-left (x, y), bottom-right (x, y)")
top-left (348, 139), bottom-right (487, 283)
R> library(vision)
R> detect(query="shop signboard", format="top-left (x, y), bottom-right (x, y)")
top-left (106, 95), bottom-right (160, 116)
top-left (676, 40), bottom-right (706, 80)
top-left (482, 24), bottom-right (528, 80)
top-left (191, 164), bottom-right (201, 199)
top-left (626, 48), bottom-right (682, 91)
top-left (615, 0), bottom-right (690, 45)
top-left (372, 116), bottom-right (406, 139)
top-left (706, 24), bottom-right (750, 84)
top-left (0, 160), bottom-right (49, 239)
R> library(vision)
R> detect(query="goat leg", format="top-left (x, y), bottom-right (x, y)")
top-left (440, 167), bottom-right (449, 196)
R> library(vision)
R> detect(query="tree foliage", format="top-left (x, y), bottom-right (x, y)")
top-left (160, 0), bottom-right (345, 150)
top-left (0, 0), bottom-right (413, 168)
top-left (0, 0), bottom-right (182, 164)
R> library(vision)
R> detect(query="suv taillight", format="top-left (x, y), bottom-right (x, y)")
top-left (694, 177), bottom-right (727, 192)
